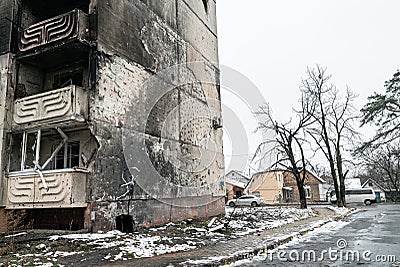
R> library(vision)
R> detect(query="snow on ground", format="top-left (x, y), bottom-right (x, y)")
top-left (326, 205), bottom-right (352, 215)
top-left (4, 232), bottom-right (27, 238)
top-left (225, 206), bottom-right (316, 236)
top-left (0, 206), bottom-right (318, 266)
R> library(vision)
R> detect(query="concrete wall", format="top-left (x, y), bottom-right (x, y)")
top-left (0, 0), bottom-right (17, 231)
top-left (0, 54), bottom-right (15, 205)
top-left (0, 0), bottom-right (16, 55)
top-left (87, 0), bottom-right (224, 229)
top-left (0, 0), bottom-right (224, 231)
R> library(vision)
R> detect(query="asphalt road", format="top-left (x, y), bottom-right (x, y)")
top-left (247, 204), bottom-right (400, 266)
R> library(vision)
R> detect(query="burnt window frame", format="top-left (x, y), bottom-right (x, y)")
top-left (8, 128), bottom-right (84, 174)
top-left (9, 130), bottom-right (42, 172)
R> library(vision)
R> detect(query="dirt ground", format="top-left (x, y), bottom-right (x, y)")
top-left (0, 207), bottom-right (336, 267)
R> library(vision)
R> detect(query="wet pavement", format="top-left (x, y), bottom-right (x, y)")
top-left (245, 204), bottom-right (400, 266)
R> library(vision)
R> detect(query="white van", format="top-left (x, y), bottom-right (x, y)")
top-left (330, 188), bottom-right (376, 205)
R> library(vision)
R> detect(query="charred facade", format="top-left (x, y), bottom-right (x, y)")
top-left (0, 0), bottom-right (224, 232)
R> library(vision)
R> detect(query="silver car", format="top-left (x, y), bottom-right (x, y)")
top-left (227, 195), bottom-right (266, 207)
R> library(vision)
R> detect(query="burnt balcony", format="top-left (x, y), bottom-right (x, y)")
top-left (18, 9), bottom-right (91, 68)
top-left (6, 170), bottom-right (88, 209)
top-left (13, 85), bottom-right (88, 130)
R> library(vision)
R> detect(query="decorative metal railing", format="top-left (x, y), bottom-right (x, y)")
top-left (19, 9), bottom-right (89, 52)
top-left (13, 85), bottom-right (88, 126)
top-left (7, 171), bottom-right (87, 208)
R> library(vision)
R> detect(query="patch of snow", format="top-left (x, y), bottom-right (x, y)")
top-left (326, 205), bottom-right (352, 215)
top-left (35, 244), bottom-right (46, 250)
top-left (4, 232), bottom-right (27, 238)
top-left (53, 251), bottom-right (81, 257)
top-left (223, 207), bottom-right (316, 236)
top-left (36, 263), bottom-right (64, 267)
top-left (49, 230), bottom-right (125, 241)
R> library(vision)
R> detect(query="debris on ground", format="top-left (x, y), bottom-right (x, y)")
top-left (0, 206), bottom-right (319, 266)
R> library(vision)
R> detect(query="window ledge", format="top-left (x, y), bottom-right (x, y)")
top-left (7, 168), bottom-right (89, 178)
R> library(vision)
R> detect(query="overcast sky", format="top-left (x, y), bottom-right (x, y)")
top-left (217, 0), bottom-right (400, 172)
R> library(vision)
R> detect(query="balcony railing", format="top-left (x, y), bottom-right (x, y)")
top-left (6, 170), bottom-right (87, 209)
top-left (19, 9), bottom-right (89, 52)
top-left (13, 85), bottom-right (88, 128)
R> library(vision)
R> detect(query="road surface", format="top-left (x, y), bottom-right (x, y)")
top-left (245, 204), bottom-right (400, 266)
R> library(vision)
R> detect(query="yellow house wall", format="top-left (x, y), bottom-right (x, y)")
top-left (248, 171), bottom-right (284, 203)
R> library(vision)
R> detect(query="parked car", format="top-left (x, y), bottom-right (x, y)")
top-left (227, 195), bottom-right (266, 207)
top-left (330, 188), bottom-right (376, 205)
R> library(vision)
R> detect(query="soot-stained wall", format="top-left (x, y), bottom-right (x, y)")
top-left (0, 0), bottom-right (224, 231)
top-left (89, 0), bottom-right (224, 229)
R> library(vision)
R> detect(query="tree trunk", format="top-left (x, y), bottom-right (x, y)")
top-left (299, 195), bottom-right (307, 209)
top-left (338, 177), bottom-right (346, 207)
top-left (329, 167), bottom-right (343, 207)
top-left (336, 148), bottom-right (346, 207)
top-left (297, 181), bottom-right (307, 209)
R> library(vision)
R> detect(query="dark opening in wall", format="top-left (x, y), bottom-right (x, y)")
top-left (116, 214), bottom-right (134, 233)
top-left (15, 61), bottom-right (88, 100)
top-left (202, 0), bottom-right (209, 13)
top-left (20, 0), bottom-right (90, 28)
top-left (53, 69), bottom-right (84, 88)
top-left (26, 208), bottom-right (85, 230)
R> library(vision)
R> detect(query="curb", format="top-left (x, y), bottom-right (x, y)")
top-left (197, 208), bottom-right (358, 267)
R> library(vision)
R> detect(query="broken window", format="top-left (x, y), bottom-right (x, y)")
top-left (52, 69), bottom-right (84, 89)
top-left (8, 128), bottom-right (82, 174)
top-left (9, 133), bottom-right (23, 172)
top-left (16, 62), bottom-right (88, 101)
top-left (24, 132), bottom-right (38, 170)
top-left (9, 131), bottom-right (41, 172)
top-left (52, 142), bottom-right (80, 170)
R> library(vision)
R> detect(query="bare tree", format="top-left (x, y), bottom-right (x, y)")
top-left (359, 143), bottom-right (400, 202)
top-left (301, 66), bottom-right (359, 207)
top-left (254, 95), bottom-right (315, 209)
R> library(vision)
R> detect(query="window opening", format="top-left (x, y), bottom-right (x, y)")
top-left (304, 186), bottom-right (311, 198)
top-left (52, 141), bottom-right (80, 169)
top-left (9, 127), bottom-right (71, 172)
top-left (283, 189), bottom-right (293, 199)
top-left (20, 131), bottom-right (41, 171)
top-left (53, 70), bottom-right (84, 89)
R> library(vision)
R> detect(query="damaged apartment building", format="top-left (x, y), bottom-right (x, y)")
top-left (0, 0), bottom-right (224, 232)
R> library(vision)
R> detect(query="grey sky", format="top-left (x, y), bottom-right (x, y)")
top-left (217, 0), bottom-right (400, 172)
